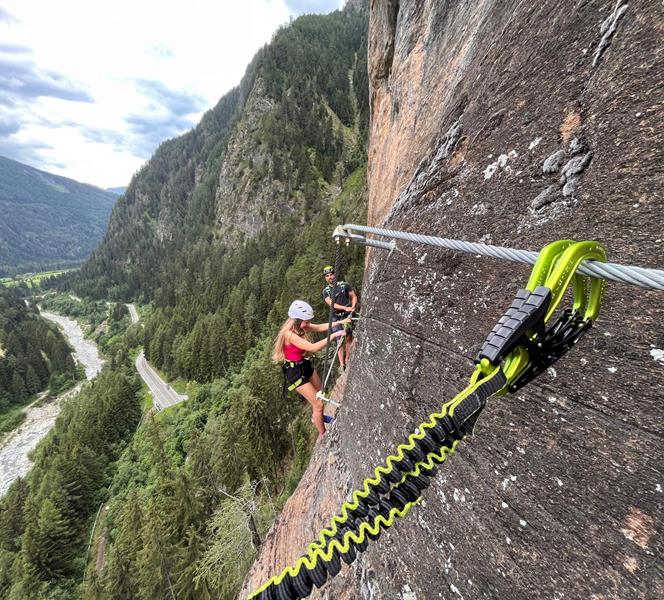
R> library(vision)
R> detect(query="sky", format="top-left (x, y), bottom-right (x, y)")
top-left (0, 0), bottom-right (345, 189)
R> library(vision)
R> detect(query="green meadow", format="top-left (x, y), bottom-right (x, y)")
top-left (0, 269), bottom-right (74, 289)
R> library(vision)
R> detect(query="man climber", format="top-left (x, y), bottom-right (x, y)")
top-left (322, 265), bottom-right (357, 371)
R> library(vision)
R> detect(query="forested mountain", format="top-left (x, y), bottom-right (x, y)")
top-left (0, 157), bottom-right (117, 277)
top-left (0, 366), bottom-right (141, 599)
top-left (0, 287), bottom-right (78, 429)
top-left (1, 4), bottom-right (371, 599)
top-left (71, 6), bottom-right (368, 301)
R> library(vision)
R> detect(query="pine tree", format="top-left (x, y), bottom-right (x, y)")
top-left (81, 570), bottom-right (105, 600)
top-left (58, 446), bottom-right (104, 517)
top-left (0, 548), bottom-right (16, 598)
top-left (173, 526), bottom-right (211, 600)
top-left (48, 340), bottom-right (70, 374)
top-left (135, 508), bottom-right (175, 600)
top-left (0, 477), bottom-right (29, 552)
top-left (25, 366), bottom-right (40, 395)
top-left (6, 554), bottom-right (42, 600)
top-left (100, 491), bottom-right (143, 599)
top-left (23, 496), bottom-right (75, 579)
top-left (11, 372), bottom-right (26, 403)
top-left (26, 346), bottom-right (48, 386)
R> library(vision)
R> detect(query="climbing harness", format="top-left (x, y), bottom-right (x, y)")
top-left (282, 358), bottom-right (315, 393)
top-left (280, 342), bottom-right (342, 405)
top-left (248, 239), bottom-right (607, 600)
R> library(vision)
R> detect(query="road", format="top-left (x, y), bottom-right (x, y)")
top-left (127, 304), bottom-right (185, 411)
top-left (127, 303), bottom-right (139, 324)
top-left (135, 350), bottom-right (187, 412)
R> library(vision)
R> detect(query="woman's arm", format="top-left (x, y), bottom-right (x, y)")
top-left (349, 289), bottom-right (358, 312)
top-left (287, 331), bottom-right (343, 352)
top-left (302, 322), bottom-right (331, 333)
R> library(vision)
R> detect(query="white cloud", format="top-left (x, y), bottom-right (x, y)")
top-left (0, 0), bottom-right (344, 187)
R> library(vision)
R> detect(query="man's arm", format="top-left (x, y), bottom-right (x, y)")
top-left (349, 289), bottom-right (357, 312)
top-left (323, 288), bottom-right (338, 309)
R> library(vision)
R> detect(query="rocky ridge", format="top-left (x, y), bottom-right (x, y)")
top-left (214, 78), bottom-right (362, 244)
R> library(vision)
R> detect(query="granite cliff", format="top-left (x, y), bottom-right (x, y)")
top-left (242, 1), bottom-right (663, 598)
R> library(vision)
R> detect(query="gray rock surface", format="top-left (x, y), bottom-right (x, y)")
top-left (214, 79), bottom-right (284, 243)
top-left (542, 150), bottom-right (566, 174)
top-left (244, 1), bottom-right (663, 598)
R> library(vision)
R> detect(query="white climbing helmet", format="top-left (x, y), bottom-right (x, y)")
top-left (288, 300), bottom-right (314, 321)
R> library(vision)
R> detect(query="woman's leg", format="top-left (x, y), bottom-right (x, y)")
top-left (309, 370), bottom-right (322, 393)
top-left (296, 381), bottom-right (325, 435)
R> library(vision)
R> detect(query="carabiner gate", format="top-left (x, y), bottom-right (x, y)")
top-left (474, 240), bottom-right (607, 393)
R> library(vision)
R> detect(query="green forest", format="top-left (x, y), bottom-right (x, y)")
top-left (0, 288), bottom-right (80, 435)
top-left (0, 4), bottom-right (371, 599)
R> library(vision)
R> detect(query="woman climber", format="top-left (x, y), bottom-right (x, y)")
top-left (272, 300), bottom-right (349, 436)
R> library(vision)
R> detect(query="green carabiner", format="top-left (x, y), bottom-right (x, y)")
top-left (542, 240), bottom-right (606, 322)
top-left (476, 240), bottom-right (607, 391)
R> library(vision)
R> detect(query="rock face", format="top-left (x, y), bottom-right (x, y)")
top-left (214, 79), bottom-right (285, 243)
top-left (243, 1), bottom-right (663, 599)
top-left (214, 78), bottom-right (361, 244)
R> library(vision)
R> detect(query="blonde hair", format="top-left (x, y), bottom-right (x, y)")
top-left (272, 317), bottom-right (311, 362)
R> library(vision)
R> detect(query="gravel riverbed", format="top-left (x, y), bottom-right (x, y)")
top-left (0, 311), bottom-right (104, 496)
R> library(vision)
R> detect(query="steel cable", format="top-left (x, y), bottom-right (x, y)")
top-left (341, 224), bottom-right (664, 291)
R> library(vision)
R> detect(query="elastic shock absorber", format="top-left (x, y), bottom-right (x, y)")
top-left (249, 368), bottom-right (506, 600)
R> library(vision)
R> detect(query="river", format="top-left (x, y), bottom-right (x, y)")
top-left (0, 310), bottom-right (104, 497)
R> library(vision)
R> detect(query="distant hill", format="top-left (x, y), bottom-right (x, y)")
top-left (105, 186), bottom-right (127, 196)
top-left (0, 156), bottom-right (117, 276)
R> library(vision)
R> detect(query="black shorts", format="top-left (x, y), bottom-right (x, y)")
top-left (283, 358), bottom-right (314, 391)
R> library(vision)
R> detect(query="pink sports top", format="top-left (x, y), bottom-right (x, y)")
top-left (284, 341), bottom-right (306, 362)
